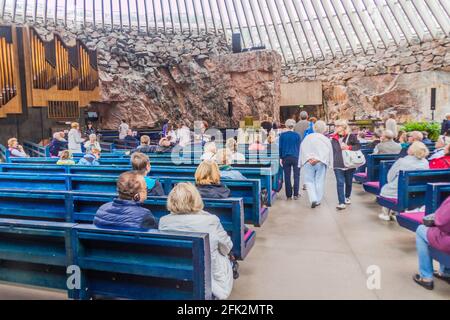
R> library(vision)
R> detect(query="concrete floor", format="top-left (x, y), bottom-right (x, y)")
top-left (1, 173), bottom-right (449, 300)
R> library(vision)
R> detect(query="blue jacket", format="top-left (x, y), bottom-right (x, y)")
top-left (94, 199), bottom-right (158, 231)
top-left (219, 166), bottom-right (247, 180)
top-left (144, 177), bottom-right (165, 196)
top-left (279, 131), bottom-right (301, 159)
top-left (78, 154), bottom-right (100, 166)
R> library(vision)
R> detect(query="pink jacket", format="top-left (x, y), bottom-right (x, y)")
top-left (427, 196), bottom-right (450, 255)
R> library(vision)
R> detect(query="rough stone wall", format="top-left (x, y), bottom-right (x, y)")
top-left (26, 22), bottom-right (281, 129)
top-left (282, 38), bottom-right (450, 121)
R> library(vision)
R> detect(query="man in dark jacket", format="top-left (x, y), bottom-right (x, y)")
top-left (94, 171), bottom-right (158, 230)
top-left (131, 152), bottom-right (165, 196)
top-left (279, 119), bottom-right (302, 200)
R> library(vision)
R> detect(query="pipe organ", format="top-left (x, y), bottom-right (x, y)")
top-left (0, 26), bottom-right (22, 118)
top-left (0, 25), bottom-right (100, 120)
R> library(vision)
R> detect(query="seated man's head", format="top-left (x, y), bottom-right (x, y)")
top-left (195, 160), bottom-right (221, 186)
top-left (7, 138), bottom-right (18, 148)
top-left (126, 129), bottom-right (133, 136)
top-left (140, 135), bottom-right (150, 146)
top-left (167, 182), bottom-right (204, 215)
top-left (117, 171), bottom-right (147, 203)
top-left (215, 148), bottom-right (232, 166)
top-left (204, 142), bottom-right (217, 154)
top-left (407, 141), bottom-right (429, 160)
top-left (382, 130), bottom-right (395, 141)
top-left (407, 131), bottom-right (423, 143)
top-left (131, 152), bottom-right (151, 175)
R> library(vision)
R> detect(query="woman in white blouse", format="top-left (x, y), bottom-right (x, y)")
top-left (68, 122), bottom-right (85, 153)
top-left (159, 183), bottom-right (234, 300)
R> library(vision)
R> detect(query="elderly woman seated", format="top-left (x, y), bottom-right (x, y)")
top-left (413, 196), bottom-right (450, 290)
top-left (378, 141), bottom-right (430, 221)
top-left (7, 138), bottom-right (28, 158)
top-left (215, 148), bottom-right (247, 180)
top-left (195, 160), bottom-right (231, 199)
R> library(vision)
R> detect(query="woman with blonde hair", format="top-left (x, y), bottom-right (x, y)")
top-left (378, 141), bottom-right (430, 221)
top-left (84, 134), bottom-right (102, 153)
top-left (331, 119), bottom-right (361, 210)
top-left (7, 138), bottom-right (28, 158)
top-left (195, 161), bottom-right (231, 199)
top-left (68, 122), bottom-right (85, 153)
top-left (159, 183), bottom-right (234, 300)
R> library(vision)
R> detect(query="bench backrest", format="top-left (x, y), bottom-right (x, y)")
top-left (0, 173), bottom-right (264, 226)
top-left (366, 154), bottom-right (399, 181)
top-left (0, 163), bottom-right (273, 194)
top-left (23, 141), bottom-right (50, 157)
top-left (0, 218), bottom-right (212, 300)
top-left (0, 144), bottom-right (9, 163)
top-left (0, 190), bottom-right (247, 259)
top-left (425, 183), bottom-right (450, 215)
top-left (398, 169), bottom-right (450, 211)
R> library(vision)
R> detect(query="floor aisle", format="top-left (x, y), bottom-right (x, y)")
top-left (0, 173), bottom-right (449, 300)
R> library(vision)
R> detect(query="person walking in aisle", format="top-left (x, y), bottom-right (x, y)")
top-left (385, 112), bottom-right (398, 138)
top-left (279, 119), bottom-right (301, 200)
top-left (331, 120), bottom-right (361, 210)
top-left (294, 111), bottom-right (310, 140)
top-left (299, 121), bottom-right (333, 208)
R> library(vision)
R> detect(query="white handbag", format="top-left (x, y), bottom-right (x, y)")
top-left (342, 135), bottom-right (366, 169)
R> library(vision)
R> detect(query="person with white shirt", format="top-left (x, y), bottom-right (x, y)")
top-left (118, 119), bottom-right (129, 140)
top-left (201, 142), bottom-right (217, 161)
top-left (159, 183), bottom-right (234, 300)
top-left (68, 122), bottom-right (85, 153)
top-left (299, 121), bottom-right (333, 208)
top-left (385, 113), bottom-right (398, 138)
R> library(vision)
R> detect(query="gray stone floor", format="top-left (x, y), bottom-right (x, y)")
top-left (1, 173), bottom-right (449, 300)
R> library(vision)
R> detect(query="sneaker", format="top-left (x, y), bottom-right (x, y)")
top-left (345, 198), bottom-right (351, 205)
top-left (303, 185), bottom-right (307, 190)
top-left (378, 213), bottom-right (392, 221)
top-left (286, 197), bottom-right (293, 201)
top-left (336, 204), bottom-right (346, 210)
top-left (311, 202), bottom-right (318, 208)
top-left (293, 196), bottom-right (300, 200)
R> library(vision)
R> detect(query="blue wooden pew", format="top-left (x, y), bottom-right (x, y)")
top-left (362, 159), bottom-right (396, 195)
top-left (0, 163), bottom-right (275, 206)
top-left (397, 183), bottom-right (450, 232)
top-left (0, 173), bottom-right (267, 226)
top-left (353, 148), bottom-right (375, 183)
top-left (377, 169), bottom-right (450, 215)
top-left (0, 190), bottom-right (254, 260)
top-left (0, 218), bottom-right (213, 299)
top-left (0, 144), bottom-right (9, 163)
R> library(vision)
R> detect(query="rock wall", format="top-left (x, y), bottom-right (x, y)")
top-left (28, 22), bottom-right (281, 129)
top-left (282, 38), bottom-right (450, 121)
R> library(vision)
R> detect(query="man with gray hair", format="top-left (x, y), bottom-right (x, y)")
top-left (373, 130), bottom-right (402, 155)
top-left (294, 111), bottom-right (310, 140)
top-left (399, 131), bottom-right (423, 157)
top-left (279, 119), bottom-right (302, 200)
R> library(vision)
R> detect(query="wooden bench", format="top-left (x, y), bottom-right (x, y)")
top-left (0, 218), bottom-right (212, 299)
top-left (362, 159), bottom-right (396, 195)
top-left (0, 173), bottom-right (267, 227)
top-left (0, 189), bottom-right (254, 260)
top-left (23, 141), bottom-right (50, 157)
top-left (397, 183), bottom-right (450, 232)
top-left (377, 169), bottom-right (450, 220)
top-left (0, 163), bottom-right (275, 206)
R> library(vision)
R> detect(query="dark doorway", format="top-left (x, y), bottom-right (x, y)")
top-left (280, 105), bottom-right (324, 123)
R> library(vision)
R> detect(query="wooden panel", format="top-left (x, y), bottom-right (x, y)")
top-left (0, 25), bottom-right (22, 118)
top-left (281, 81), bottom-right (323, 106)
